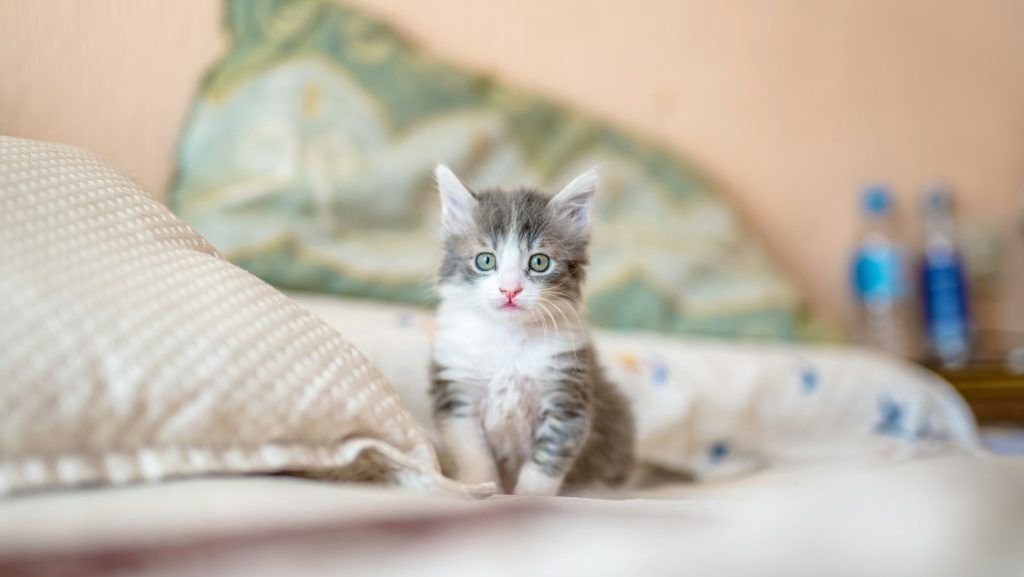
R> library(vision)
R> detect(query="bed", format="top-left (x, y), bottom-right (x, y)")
top-left (1, 323), bottom-right (1022, 577)
top-left (5, 289), bottom-right (1022, 576)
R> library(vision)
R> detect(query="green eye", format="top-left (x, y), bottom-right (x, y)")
top-left (475, 252), bottom-right (496, 271)
top-left (529, 253), bottom-right (551, 273)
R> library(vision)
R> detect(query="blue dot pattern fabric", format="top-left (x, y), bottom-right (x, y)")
top-left (799, 365), bottom-right (819, 394)
top-left (290, 293), bottom-right (983, 482)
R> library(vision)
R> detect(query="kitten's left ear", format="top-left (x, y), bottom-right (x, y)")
top-left (550, 169), bottom-right (597, 234)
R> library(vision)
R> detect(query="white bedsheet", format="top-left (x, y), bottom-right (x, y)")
top-left (0, 456), bottom-right (1021, 576)
top-left (288, 292), bottom-right (980, 480)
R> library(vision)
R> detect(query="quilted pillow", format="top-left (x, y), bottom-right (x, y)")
top-left (0, 136), bottom-right (445, 495)
top-left (169, 0), bottom-right (825, 340)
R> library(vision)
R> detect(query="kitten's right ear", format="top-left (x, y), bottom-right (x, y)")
top-left (435, 164), bottom-right (476, 233)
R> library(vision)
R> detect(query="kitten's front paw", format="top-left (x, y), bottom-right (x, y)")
top-left (513, 463), bottom-right (563, 497)
top-left (453, 461), bottom-right (500, 488)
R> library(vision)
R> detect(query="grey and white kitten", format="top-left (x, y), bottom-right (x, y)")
top-left (429, 165), bottom-right (635, 496)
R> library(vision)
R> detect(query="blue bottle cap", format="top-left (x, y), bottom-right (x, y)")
top-left (861, 184), bottom-right (891, 215)
top-left (921, 182), bottom-right (952, 216)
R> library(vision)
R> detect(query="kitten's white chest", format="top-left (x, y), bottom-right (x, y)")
top-left (482, 372), bottom-right (537, 480)
top-left (433, 310), bottom-right (573, 388)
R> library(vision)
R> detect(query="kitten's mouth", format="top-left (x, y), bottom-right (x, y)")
top-left (500, 301), bottom-right (522, 312)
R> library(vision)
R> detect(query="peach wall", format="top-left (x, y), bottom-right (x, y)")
top-left (0, 0), bottom-right (224, 197)
top-left (2, 0), bottom-right (1022, 330)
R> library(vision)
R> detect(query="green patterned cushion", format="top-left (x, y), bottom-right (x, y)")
top-left (169, 0), bottom-right (823, 339)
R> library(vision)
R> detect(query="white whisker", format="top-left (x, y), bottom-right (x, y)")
top-left (537, 296), bottom-right (580, 370)
top-left (540, 291), bottom-right (586, 334)
top-left (532, 299), bottom-right (555, 381)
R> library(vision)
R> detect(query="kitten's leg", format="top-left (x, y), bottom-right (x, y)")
top-left (515, 389), bottom-right (591, 496)
top-left (439, 417), bottom-right (499, 487)
top-left (431, 367), bottom-right (499, 487)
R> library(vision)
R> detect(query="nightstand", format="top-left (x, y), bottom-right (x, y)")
top-left (931, 365), bottom-right (1024, 425)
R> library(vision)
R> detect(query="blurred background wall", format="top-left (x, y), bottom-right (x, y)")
top-left (2, 0), bottom-right (1022, 331)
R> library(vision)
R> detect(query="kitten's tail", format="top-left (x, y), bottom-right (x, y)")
top-left (628, 460), bottom-right (695, 489)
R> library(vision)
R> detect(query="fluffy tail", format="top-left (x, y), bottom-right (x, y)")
top-left (628, 460), bottom-right (695, 489)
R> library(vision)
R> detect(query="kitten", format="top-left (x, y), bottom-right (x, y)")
top-left (429, 165), bottom-right (635, 496)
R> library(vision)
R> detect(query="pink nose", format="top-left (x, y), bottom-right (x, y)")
top-left (500, 286), bottom-right (523, 301)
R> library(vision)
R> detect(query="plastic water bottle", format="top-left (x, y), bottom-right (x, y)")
top-left (919, 183), bottom-right (970, 367)
top-left (851, 185), bottom-right (913, 356)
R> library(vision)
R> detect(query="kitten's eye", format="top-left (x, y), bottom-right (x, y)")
top-left (529, 253), bottom-right (551, 273)
top-left (474, 252), bottom-right (496, 271)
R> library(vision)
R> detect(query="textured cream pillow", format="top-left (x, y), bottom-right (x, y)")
top-left (0, 136), bottom-right (445, 495)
